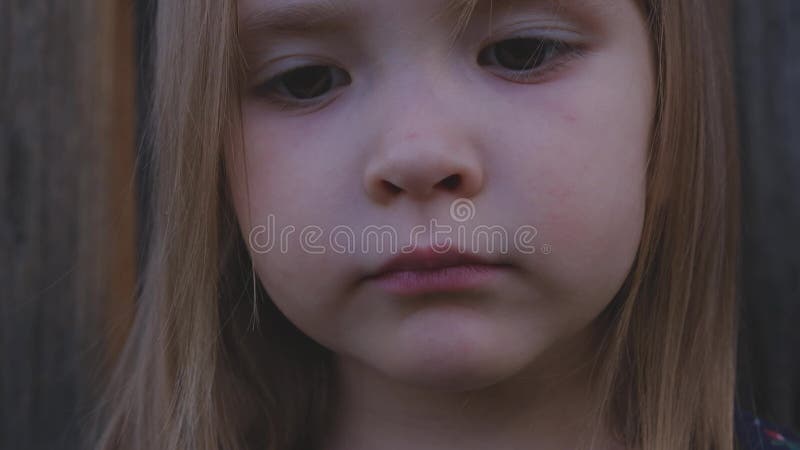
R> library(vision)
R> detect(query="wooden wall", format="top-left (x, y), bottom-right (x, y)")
top-left (733, 0), bottom-right (800, 430)
top-left (1, 1), bottom-right (137, 449)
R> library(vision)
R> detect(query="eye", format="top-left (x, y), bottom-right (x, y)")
top-left (477, 37), bottom-right (576, 80)
top-left (253, 64), bottom-right (351, 103)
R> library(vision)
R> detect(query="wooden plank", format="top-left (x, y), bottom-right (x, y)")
top-left (0, 1), bottom-right (137, 448)
top-left (733, 0), bottom-right (800, 431)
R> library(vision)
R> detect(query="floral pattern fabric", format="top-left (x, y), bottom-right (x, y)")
top-left (736, 408), bottom-right (800, 449)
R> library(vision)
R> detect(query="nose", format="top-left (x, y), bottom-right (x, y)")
top-left (363, 104), bottom-right (485, 204)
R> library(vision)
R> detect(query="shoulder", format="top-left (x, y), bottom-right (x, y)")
top-left (735, 408), bottom-right (800, 450)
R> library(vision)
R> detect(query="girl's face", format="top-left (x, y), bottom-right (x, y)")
top-left (231, 0), bottom-right (654, 390)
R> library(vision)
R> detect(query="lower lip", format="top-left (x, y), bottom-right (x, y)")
top-left (367, 264), bottom-right (509, 296)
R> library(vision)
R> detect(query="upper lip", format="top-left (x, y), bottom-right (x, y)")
top-left (368, 246), bottom-right (499, 278)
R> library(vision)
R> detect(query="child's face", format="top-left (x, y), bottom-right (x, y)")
top-left (231, 0), bottom-right (653, 389)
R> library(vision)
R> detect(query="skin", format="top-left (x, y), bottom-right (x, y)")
top-left (230, 0), bottom-right (654, 448)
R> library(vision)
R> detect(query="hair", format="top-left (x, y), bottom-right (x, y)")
top-left (89, 0), bottom-right (741, 449)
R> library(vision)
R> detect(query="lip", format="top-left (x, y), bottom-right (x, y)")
top-left (364, 246), bottom-right (512, 295)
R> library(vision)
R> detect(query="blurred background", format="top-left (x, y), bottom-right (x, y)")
top-left (1, 0), bottom-right (798, 449)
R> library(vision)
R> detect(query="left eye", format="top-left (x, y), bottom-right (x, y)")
top-left (477, 37), bottom-right (569, 73)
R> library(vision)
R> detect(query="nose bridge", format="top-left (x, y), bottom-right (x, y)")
top-left (389, 56), bottom-right (456, 119)
top-left (362, 68), bottom-right (485, 204)
top-left (375, 43), bottom-right (468, 133)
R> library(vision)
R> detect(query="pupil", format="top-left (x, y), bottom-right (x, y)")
top-left (495, 39), bottom-right (547, 71)
top-left (284, 66), bottom-right (333, 99)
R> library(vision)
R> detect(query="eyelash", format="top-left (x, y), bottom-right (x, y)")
top-left (477, 37), bottom-right (583, 83)
top-left (250, 37), bottom-right (583, 111)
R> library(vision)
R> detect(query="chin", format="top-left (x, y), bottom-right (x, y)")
top-left (374, 322), bottom-right (539, 392)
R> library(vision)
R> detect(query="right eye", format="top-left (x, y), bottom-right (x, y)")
top-left (253, 64), bottom-right (352, 104)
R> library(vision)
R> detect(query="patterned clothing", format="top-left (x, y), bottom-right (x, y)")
top-left (736, 408), bottom-right (800, 449)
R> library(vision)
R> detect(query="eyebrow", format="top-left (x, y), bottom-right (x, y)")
top-left (236, 0), bottom-right (508, 40)
top-left (237, 0), bottom-right (589, 45)
top-left (239, 0), bottom-right (358, 41)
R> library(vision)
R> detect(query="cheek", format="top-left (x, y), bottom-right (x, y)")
top-left (229, 106), bottom-right (364, 340)
top-left (233, 104), bottom-right (356, 227)
top-left (491, 50), bottom-right (653, 302)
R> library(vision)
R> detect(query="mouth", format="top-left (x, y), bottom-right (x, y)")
top-left (363, 246), bottom-right (513, 295)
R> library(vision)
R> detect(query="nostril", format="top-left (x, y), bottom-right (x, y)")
top-left (437, 174), bottom-right (461, 191)
top-left (382, 180), bottom-right (403, 194)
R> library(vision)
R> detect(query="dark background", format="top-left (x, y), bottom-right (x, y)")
top-left (733, 0), bottom-right (800, 427)
top-left (1, 0), bottom-right (798, 448)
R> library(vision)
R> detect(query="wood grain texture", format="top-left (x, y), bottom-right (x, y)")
top-left (0, 1), bottom-right (137, 449)
top-left (733, 0), bottom-right (800, 433)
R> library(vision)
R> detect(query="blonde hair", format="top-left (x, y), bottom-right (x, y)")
top-left (90, 0), bottom-right (741, 449)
